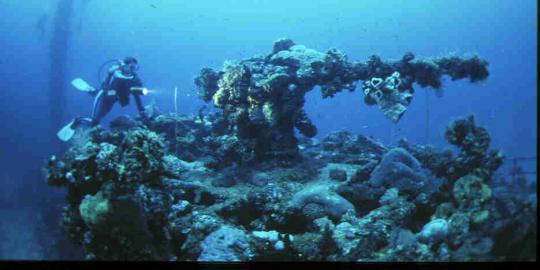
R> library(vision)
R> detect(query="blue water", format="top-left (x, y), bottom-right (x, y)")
top-left (0, 0), bottom-right (536, 259)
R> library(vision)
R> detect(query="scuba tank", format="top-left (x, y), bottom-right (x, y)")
top-left (97, 58), bottom-right (148, 95)
top-left (97, 59), bottom-right (122, 84)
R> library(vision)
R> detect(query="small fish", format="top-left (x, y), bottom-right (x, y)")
top-left (150, 4), bottom-right (157, 8)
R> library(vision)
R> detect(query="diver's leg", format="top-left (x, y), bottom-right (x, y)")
top-left (71, 90), bottom-right (114, 128)
top-left (90, 93), bottom-right (116, 126)
top-left (88, 89), bottom-right (98, 98)
top-left (73, 117), bottom-right (93, 127)
top-left (58, 91), bottom-right (113, 141)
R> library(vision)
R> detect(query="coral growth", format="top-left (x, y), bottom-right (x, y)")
top-left (44, 111), bottom-right (535, 261)
top-left (195, 39), bottom-right (489, 159)
top-left (42, 40), bottom-right (532, 262)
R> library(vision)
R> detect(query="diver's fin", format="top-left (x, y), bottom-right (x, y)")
top-left (71, 78), bottom-right (94, 92)
top-left (57, 120), bottom-right (76, 142)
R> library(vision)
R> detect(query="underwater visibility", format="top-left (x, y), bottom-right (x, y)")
top-left (0, 0), bottom-right (536, 262)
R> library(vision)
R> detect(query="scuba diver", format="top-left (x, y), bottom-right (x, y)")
top-left (57, 57), bottom-right (149, 141)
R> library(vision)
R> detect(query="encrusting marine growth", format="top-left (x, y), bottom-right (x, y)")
top-left (195, 38), bottom-right (488, 160)
top-left (43, 39), bottom-right (535, 261)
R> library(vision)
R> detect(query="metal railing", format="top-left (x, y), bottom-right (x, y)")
top-left (507, 156), bottom-right (537, 182)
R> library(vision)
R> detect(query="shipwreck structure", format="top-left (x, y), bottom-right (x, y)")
top-left (195, 38), bottom-right (488, 160)
top-left (42, 40), bottom-right (536, 262)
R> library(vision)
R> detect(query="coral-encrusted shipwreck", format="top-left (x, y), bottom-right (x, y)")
top-left (195, 38), bottom-right (489, 160)
top-left (44, 40), bottom-right (536, 261)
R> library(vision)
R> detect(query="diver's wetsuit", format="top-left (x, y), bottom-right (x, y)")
top-left (75, 66), bottom-right (145, 127)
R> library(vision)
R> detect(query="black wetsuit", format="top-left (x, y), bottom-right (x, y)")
top-left (76, 66), bottom-right (145, 127)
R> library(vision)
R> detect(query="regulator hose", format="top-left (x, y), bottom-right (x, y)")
top-left (97, 59), bottom-right (121, 84)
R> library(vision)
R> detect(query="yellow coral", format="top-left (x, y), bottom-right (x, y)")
top-left (214, 64), bottom-right (248, 107)
top-left (79, 192), bottom-right (111, 227)
top-left (262, 102), bottom-right (278, 125)
top-left (213, 88), bottom-right (226, 107)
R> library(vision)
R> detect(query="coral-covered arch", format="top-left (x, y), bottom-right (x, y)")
top-left (195, 38), bottom-right (489, 159)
